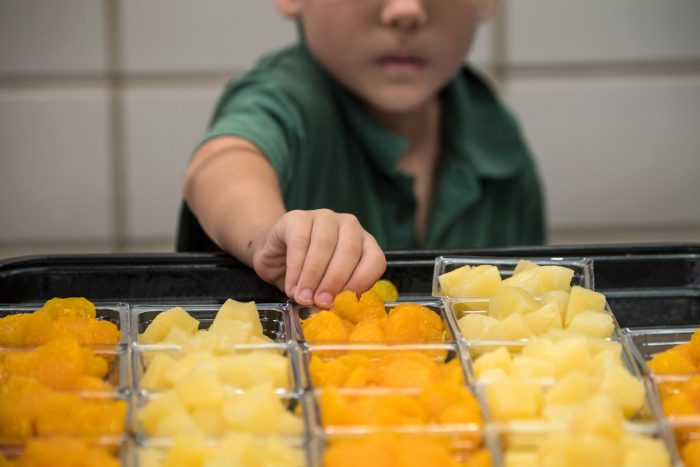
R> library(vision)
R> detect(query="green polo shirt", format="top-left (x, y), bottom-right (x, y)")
top-left (201, 43), bottom-right (546, 249)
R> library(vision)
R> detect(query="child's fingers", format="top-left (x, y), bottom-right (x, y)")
top-left (279, 211), bottom-right (313, 297)
top-left (341, 233), bottom-right (387, 296)
top-left (292, 210), bottom-right (340, 306)
top-left (311, 216), bottom-right (365, 308)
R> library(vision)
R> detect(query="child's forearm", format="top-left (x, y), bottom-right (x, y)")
top-left (183, 136), bottom-right (387, 308)
top-left (183, 136), bottom-right (286, 266)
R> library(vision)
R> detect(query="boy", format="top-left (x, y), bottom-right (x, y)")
top-left (183, 0), bottom-right (545, 309)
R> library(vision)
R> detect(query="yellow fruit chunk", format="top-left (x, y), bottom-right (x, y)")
top-left (624, 434), bottom-right (672, 467)
top-left (214, 298), bottom-right (263, 335)
top-left (438, 265), bottom-right (502, 297)
top-left (488, 287), bottom-right (539, 320)
top-left (458, 313), bottom-right (499, 341)
top-left (473, 347), bottom-right (512, 380)
top-left (564, 286), bottom-right (606, 325)
top-left (370, 279), bottom-right (399, 302)
top-left (139, 307), bottom-right (199, 344)
top-left (523, 303), bottom-right (563, 336)
top-left (486, 377), bottom-right (542, 421)
top-left (567, 310), bottom-right (614, 338)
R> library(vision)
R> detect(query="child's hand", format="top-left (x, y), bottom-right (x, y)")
top-left (250, 209), bottom-right (386, 309)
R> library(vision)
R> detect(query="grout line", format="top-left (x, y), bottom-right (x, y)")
top-left (106, 0), bottom-right (127, 252)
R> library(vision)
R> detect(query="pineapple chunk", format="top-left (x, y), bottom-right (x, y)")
top-left (570, 394), bottom-right (625, 441)
top-left (501, 267), bottom-right (542, 295)
top-left (458, 313), bottom-right (499, 341)
top-left (513, 259), bottom-right (539, 275)
top-left (208, 319), bottom-right (254, 344)
top-left (488, 287), bottom-right (539, 320)
top-left (550, 336), bottom-right (592, 378)
top-left (567, 310), bottom-right (615, 338)
top-left (155, 408), bottom-right (202, 437)
top-left (510, 355), bottom-right (556, 380)
top-left (487, 312), bottom-right (531, 341)
top-left (539, 432), bottom-right (622, 467)
top-left (175, 369), bottom-right (225, 408)
top-left (536, 266), bottom-right (575, 293)
top-left (504, 450), bottom-right (538, 467)
top-left (140, 352), bottom-right (176, 390)
top-left (523, 303), bottom-right (563, 336)
top-left (222, 383), bottom-right (303, 436)
top-left (138, 391), bottom-right (180, 434)
top-left (217, 351), bottom-right (289, 389)
top-left (544, 371), bottom-right (596, 406)
top-left (623, 434), bottom-right (671, 467)
top-left (541, 290), bottom-right (570, 318)
top-left (599, 366), bottom-right (645, 417)
top-left (215, 299), bottom-right (263, 335)
top-left (438, 264), bottom-right (502, 297)
top-left (161, 435), bottom-right (207, 466)
top-left (140, 307), bottom-right (200, 344)
top-left (190, 406), bottom-right (226, 437)
top-left (565, 286), bottom-right (606, 325)
top-left (473, 346), bottom-right (512, 379)
top-left (486, 377), bottom-right (542, 421)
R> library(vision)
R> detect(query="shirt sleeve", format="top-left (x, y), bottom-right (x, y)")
top-left (201, 76), bottom-right (304, 189)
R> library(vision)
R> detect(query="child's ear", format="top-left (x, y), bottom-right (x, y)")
top-left (478, 0), bottom-right (497, 22)
top-left (274, 0), bottom-right (302, 18)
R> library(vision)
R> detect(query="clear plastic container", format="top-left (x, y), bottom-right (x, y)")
top-left (130, 302), bottom-right (292, 347)
top-left (0, 301), bottom-right (130, 346)
top-left (132, 343), bottom-right (301, 397)
top-left (291, 300), bottom-right (458, 345)
top-left (432, 256), bottom-right (594, 298)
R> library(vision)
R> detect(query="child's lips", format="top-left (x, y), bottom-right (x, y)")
top-left (377, 54), bottom-right (426, 78)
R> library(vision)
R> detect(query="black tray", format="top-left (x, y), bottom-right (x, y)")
top-left (1, 243), bottom-right (698, 328)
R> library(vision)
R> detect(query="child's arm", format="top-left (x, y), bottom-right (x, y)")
top-left (183, 136), bottom-right (386, 308)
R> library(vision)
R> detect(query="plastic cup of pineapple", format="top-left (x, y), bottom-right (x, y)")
top-left (133, 433), bottom-right (312, 467)
top-left (494, 418), bottom-right (678, 467)
top-left (130, 300), bottom-right (292, 349)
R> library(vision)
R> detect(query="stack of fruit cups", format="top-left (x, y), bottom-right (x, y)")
top-left (627, 326), bottom-right (700, 466)
top-left (0, 298), bottom-right (130, 466)
top-left (129, 300), bottom-right (310, 467)
top-left (292, 287), bottom-right (492, 467)
top-left (433, 257), bottom-right (678, 467)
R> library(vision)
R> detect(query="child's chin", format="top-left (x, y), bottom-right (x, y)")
top-left (364, 88), bottom-right (436, 115)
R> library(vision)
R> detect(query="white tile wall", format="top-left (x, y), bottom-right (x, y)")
top-left (0, 87), bottom-right (113, 241)
top-left (1, 0), bottom-right (699, 256)
top-left (507, 0), bottom-right (700, 65)
top-left (0, 0), bottom-right (107, 75)
top-left (120, 0), bottom-right (296, 73)
top-left (506, 76), bottom-right (700, 229)
top-left (122, 84), bottom-right (223, 239)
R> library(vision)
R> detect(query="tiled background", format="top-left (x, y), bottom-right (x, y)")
top-left (1, 0), bottom-right (699, 259)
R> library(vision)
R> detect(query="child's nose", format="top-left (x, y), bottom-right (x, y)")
top-left (380, 0), bottom-right (429, 31)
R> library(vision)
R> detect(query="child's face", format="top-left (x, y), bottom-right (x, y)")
top-left (277, 0), bottom-right (494, 115)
